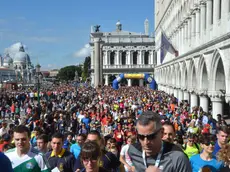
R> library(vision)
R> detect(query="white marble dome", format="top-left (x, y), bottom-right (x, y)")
top-left (3, 54), bottom-right (13, 64)
top-left (13, 51), bottom-right (30, 63)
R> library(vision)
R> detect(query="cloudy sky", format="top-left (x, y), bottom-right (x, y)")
top-left (0, 0), bottom-right (154, 70)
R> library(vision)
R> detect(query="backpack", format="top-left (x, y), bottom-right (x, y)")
top-left (182, 143), bottom-right (200, 154)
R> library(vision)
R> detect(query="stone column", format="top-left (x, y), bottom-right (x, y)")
top-left (195, 8), bottom-right (200, 44)
top-left (213, 0), bottom-right (221, 22)
top-left (200, 1), bottom-right (206, 43)
top-left (206, 0), bottom-right (213, 41)
top-left (148, 51), bottom-right (152, 65)
top-left (104, 74), bottom-right (109, 86)
top-left (190, 93), bottom-right (198, 111)
top-left (222, 0), bottom-right (230, 20)
top-left (94, 38), bottom-right (100, 87)
top-left (187, 17), bottom-right (191, 46)
top-left (178, 89), bottom-right (184, 103)
top-left (173, 88), bottom-right (178, 98)
top-left (200, 95), bottom-right (209, 113)
top-left (222, 0), bottom-right (229, 33)
top-left (130, 51), bottom-right (133, 65)
top-left (119, 51), bottom-right (122, 65)
top-left (125, 51), bottom-right (129, 65)
top-left (206, 0), bottom-right (213, 29)
top-left (211, 97), bottom-right (223, 119)
top-left (213, 0), bottom-right (221, 37)
top-left (170, 87), bottom-right (174, 95)
top-left (183, 90), bottom-right (190, 102)
top-left (128, 79), bottom-right (132, 86)
top-left (116, 51), bottom-right (120, 65)
top-left (191, 13), bottom-right (196, 48)
top-left (91, 74), bottom-right (95, 86)
top-left (139, 79), bottom-right (144, 87)
top-left (180, 25), bottom-right (184, 53)
top-left (184, 21), bottom-right (188, 52)
top-left (138, 51), bottom-right (142, 65)
top-left (107, 51), bottom-right (111, 65)
top-left (104, 51), bottom-right (107, 65)
top-left (90, 47), bottom-right (94, 69)
top-left (100, 46), bottom-right (103, 85)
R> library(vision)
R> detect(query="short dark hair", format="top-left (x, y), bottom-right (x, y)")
top-left (14, 125), bottom-right (30, 138)
top-left (163, 121), bottom-right (175, 133)
top-left (80, 141), bottom-right (101, 162)
top-left (217, 126), bottom-right (230, 135)
top-left (37, 134), bottom-right (49, 143)
top-left (137, 111), bottom-right (162, 129)
top-left (76, 133), bottom-right (87, 141)
top-left (187, 133), bottom-right (196, 139)
top-left (199, 134), bottom-right (216, 144)
top-left (51, 133), bottom-right (64, 141)
top-left (88, 130), bottom-right (101, 140)
top-left (33, 127), bottom-right (42, 133)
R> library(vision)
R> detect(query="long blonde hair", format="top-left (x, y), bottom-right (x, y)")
top-left (217, 144), bottom-right (230, 165)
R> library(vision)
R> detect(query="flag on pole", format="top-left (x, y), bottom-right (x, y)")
top-left (160, 32), bottom-right (178, 64)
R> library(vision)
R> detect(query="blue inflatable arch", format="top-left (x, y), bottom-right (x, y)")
top-left (112, 73), bottom-right (157, 90)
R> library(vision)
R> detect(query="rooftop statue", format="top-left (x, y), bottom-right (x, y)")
top-left (94, 25), bottom-right (100, 32)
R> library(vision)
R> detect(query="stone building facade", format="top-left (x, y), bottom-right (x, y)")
top-left (89, 21), bottom-right (155, 87)
top-left (154, 0), bottom-right (230, 118)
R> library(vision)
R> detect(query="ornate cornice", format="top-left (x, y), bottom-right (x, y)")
top-left (200, 1), bottom-right (206, 6)
top-left (208, 91), bottom-right (225, 99)
top-left (198, 89), bottom-right (208, 96)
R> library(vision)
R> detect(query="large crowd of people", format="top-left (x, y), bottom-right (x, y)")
top-left (0, 83), bottom-right (230, 172)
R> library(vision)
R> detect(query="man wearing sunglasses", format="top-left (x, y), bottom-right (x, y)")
top-left (128, 111), bottom-right (192, 172)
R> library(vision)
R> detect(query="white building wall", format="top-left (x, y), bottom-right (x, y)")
top-left (155, 0), bottom-right (230, 119)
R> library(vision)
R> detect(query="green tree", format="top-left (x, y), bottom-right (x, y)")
top-left (57, 65), bottom-right (82, 81)
top-left (81, 56), bottom-right (91, 81)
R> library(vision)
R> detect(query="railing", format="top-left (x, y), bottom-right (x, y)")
top-left (91, 64), bottom-right (155, 69)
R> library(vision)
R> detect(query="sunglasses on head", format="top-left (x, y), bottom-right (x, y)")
top-left (137, 129), bottom-right (161, 140)
top-left (203, 141), bottom-right (215, 146)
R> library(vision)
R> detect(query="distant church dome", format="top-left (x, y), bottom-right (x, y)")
top-left (14, 51), bottom-right (30, 63)
top-left (3, 54), bottom-right (13, 63)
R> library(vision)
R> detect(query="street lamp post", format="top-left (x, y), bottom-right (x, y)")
top-left (36, 63), bottom-right (41, 106)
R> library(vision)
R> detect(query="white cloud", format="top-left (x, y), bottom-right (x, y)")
top-left (73, 44), bottom-right (90, 58)
top-left (30, 36), bottom-right (58, 43)
top-left (47, 64), bottom-right (53, 68)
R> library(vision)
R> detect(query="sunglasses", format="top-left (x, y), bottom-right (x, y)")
top-left (82, 157), bottom-right (98, 163)
top-left (203, 141), bottom-right (215, 146)
top-left (137, 129), bottom-right (161, 140)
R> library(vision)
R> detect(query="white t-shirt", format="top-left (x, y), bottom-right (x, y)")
top-left (120, 144), bottom-right (132, 171)
top-left (0, 127), bottom-right (7, 137)
top-left (78, 114), bottom-right (85, 122)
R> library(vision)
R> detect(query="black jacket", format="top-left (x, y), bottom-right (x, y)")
top-left (45, 150), bottom-right (75, 172)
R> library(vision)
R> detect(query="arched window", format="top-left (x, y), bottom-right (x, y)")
top-left (110, 52), bottom-right (115, 65)
top-left (121, 52), bottom-right (126, 65)
top-left (133, 51), bottom-right (137, 65)
top-left (144, 51), bottom-right (149, 64)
